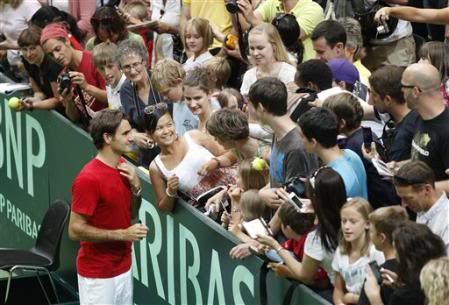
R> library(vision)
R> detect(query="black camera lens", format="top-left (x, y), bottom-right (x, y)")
top-left (226, 1), bottom-right (240, 14)
top-left (57, 71), bottom-right (72, 92)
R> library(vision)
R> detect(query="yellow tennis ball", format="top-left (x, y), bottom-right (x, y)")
top-left (8, 97), bottom-right (21, 110)
top-left (252, 158), bottom-right (267, 171)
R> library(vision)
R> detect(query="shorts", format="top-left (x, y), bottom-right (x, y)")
top-left (77, 268), bottom-right (132, 305)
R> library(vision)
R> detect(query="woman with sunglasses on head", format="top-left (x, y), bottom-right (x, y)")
top-left (144, 104), bottom-right (235, 213)
top-left (85, 6), bottom-right (144, 51)
top-left (256, 167), bottom-right (346, 302)
top-left (117, 38), bottom-right (166, 167)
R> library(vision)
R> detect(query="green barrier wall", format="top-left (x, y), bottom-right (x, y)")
top-left (0, 92), bottom-right (331, 305)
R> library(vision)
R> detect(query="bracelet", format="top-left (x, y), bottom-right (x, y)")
top-left (232, 207), bottom-right (241, 213)
top-left (212, 157), bottom-right (221, 167)
top-left (132, 186), bottom-right (142, 197)
top-left (165, 188), bottom-right (177, 198)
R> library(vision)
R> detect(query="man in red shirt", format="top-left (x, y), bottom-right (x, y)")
top-left (69, 109), bottom-right (148, 305)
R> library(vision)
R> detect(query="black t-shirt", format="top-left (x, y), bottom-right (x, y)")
top-left (411, 107), bottom-right (449, 180)
top-left (358, 259), bottom-right (398, 305)
top-left (22, 55), bottom-right (63, 98)
top-left (339, 128), bottom-right (400, 209)
top-left (383, 110), bottom-right (419, 162)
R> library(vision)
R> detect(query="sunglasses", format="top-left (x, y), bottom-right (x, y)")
top-left (144, 103), bottom-right (168, 115)
top-left (91, 17), bottom-right (114, 27)
top-left (309, 166), bottom-right (329, 189)
top-left (393, 174), bottom-right (426, 186)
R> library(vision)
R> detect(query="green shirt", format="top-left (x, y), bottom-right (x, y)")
top-left (256, 0), bottom-right (324, 61)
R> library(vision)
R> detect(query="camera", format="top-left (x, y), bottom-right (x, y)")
top-left (377, 19), bottom-right (390, 35)
top-left (225, 0), bottom-right (240, 14)
top-left (57, 71), bottom-right (72, 92)
top-left (284, 177), bottom-right (306, 209)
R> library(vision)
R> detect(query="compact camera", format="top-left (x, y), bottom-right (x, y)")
top-left (284, 176), bottom-right (306, 210)
top-left (377, 19), bottom-right (390, 35)
top-left (57, 71), bottom-right (72, 92)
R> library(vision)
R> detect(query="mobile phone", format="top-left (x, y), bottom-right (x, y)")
top-left (369, 261), bottom-right (382, 284)
top-left (362, 127), bottom-right (373, 152)
top-left (288, 193), bottom-right (303, 210)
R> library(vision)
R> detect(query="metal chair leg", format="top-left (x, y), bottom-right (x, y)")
top-left (35, 270), bottom-right (51, 305)
top-left (44, 269), bottom-right (60, 303)
top-left (4, 270), bottom-right (13, 304)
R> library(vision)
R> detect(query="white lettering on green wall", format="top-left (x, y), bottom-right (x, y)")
top-left (133, 199), bottom-right (256, 305)
top-left (179, 223), bottom-right (202, 305)
top-left (0, 192), bottom-right (39, 238)
top-left (0, 101), bottom-right (46, 197)
top-left (26, 114), bottom-right (46, 197)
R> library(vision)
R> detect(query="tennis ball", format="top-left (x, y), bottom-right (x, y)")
top-left (252, 158), bottom-right (267, 171)
top-left (8, 97), bottom-right (21, 110)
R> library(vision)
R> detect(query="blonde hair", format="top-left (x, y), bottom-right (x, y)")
top-left (205, 57), bottom-right (231, 90)
top-left (239, 159), bottom-right (268, 191)
top-left (92, 41), bottom-right (118, 68)
top-left (339, 197), bottom-right (372, 255)
top-left (240, 190), bottom-right (267, 221)
top-left (249, 23), bottom-right (291, 64)
top-left (368, 206), bottom-right (408, 243)
top-left (420, 257), bottom-right (449, 305)
top-left (183, 17), bottom-right (213, 54)
top-left (122, 1), bottom-right (148, 21)
top-left (151, 58), bottom-right (186, 91)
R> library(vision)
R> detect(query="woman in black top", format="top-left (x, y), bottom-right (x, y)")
top-left (116, 38), bottom-right (167, 167)
top-left (17, 27), bottom-right (63, 111)
top-left (364, 221), bottom-right (446, 305)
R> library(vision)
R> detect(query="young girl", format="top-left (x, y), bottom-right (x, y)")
top-left (332, 198), bottom-right (385, 305)
top-left (183, 17), bottom-right (214, 72)
top-left (207, 157), bottom-right (269, 218)
top-left (216, 88), bottom-right (245, 110)
top-left (240, 23), bottom-right (296, 96)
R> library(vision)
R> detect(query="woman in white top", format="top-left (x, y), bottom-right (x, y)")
top-left (146, 104), bottom-right (235, 213)
top-left (240, 23), bottom-right (296, 96)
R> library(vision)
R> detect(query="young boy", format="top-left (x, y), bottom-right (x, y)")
top-left (358, 206), bottom-right (409, 305)
top-left (92, 42), bottom-right (126, 110)
top-left (151, 58), bottom-right (198, 136)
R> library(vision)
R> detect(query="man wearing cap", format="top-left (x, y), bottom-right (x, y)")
top-left (41, 23), bottom-right (107, 124)
top-left (393, 160), bottom-right (449, 253)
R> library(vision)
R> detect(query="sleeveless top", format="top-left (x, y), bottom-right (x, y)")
top-left (154, 133), bottom-right (214, 192)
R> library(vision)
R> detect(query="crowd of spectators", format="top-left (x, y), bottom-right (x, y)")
top-left (1, 0), bottom-right (449, 304)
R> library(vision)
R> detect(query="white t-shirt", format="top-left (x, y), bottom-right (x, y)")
top-left (332, 244), bottom-right (385, 294)
top-left (183, 51), bottom-right (214, 72)
top-left (240, 62), bottom-right (296, 96)
top-left (0, 0), bottom-right (41, 42)
top-left (106, 74), bottom-right (126, 110)
top-left (304, 229), bottom-right (337, 285)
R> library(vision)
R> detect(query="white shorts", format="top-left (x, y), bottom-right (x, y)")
top-left (77, 268), bottom-right (132, 305)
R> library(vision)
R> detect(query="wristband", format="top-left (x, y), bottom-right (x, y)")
top-left (166, 188), bottom-right (177, 198)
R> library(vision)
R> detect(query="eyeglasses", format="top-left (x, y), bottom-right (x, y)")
top-left (309, 166), bottom-right (329, 189)
top-left (121, 60), bottom-right (143, 72)
top-left (144, 103), bottom-right (168, 115)
top-left (400, 83), bottom-right (416, 89)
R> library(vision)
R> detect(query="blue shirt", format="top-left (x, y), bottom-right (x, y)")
top-left (329, 149), bottom-right (368, 199)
